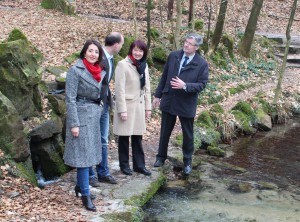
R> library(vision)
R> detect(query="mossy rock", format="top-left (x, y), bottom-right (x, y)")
top-left (64, 52), bottom-right (80, 64)
top-left (194, 126), bottom-right (221, 148)
top-left (7, 28), bottom-right (28, 42)
top-left (231, 110), bottom-right (256, 135)
top-left (102, 207), bottom-right (143, 222)
top-left (232, 101), bottom-right (254, 116)
top-left (196, 111), bottom-right (214, 128)
top-left (149, 28), bottom-right (160, 40)
top-left (119, 36), bottom-right (135, 58)
top-left (222, 33), bottom-right (234, 58)
top-left (41, 0), bottom-right (75, 15)
top-left (228, 182), bottom-right (252, 193)
top-left (194, 19), bottom-right (204, 31)
top-left (46, 66), bottom-right (68, 76)
top-left (207, 145), bottom-right (225, 157)
top-left (152, 46), bottom-right (168, 63)
top-left (210, 104), bottom-right (225, 114)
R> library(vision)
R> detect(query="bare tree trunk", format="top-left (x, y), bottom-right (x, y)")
top-left (132, 0), bottom-right (137, 39)
top-left (159, 0), bottom-right (164, 28)
top-left (273, 0), bottom-right (298, 104)
top-left (238, 0), bottom-right (263, 57)
top-left (188, 0), bottom-right (194, 23)
top-left (204, 0), bottom-right (213, 49)
top-left (146, 0), bottom-right (152, 49)
top-left (167, 0), bottom-right (174, 20)
top-left (208, 0), bottom-right (228, 55)
top-left (174, 0), bottom-right (182, 50)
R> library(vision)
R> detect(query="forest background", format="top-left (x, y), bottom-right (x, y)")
top-left (0, 0), bottom-right (300, 221)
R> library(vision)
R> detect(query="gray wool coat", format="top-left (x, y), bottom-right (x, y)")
top-left (63, 59), bottom-right (105, 168)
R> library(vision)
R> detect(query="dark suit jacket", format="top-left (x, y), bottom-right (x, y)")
top-left (154, 50), bottom-right (209, 118)
top-left (100, 54), bottom-right (114, 107)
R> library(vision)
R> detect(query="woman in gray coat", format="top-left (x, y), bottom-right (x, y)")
top-left (113, 40), bottom-right (152, 176)
top-left (64, 39), bottom-right (105, 212)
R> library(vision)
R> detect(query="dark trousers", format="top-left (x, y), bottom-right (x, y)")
top-left (156, 111), bottom-right (194, 166)
top-left (118, 135), bottom-right (145, 170)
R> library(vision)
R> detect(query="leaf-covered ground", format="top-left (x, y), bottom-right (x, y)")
top-left (1, 0), bottom-right (300, 221)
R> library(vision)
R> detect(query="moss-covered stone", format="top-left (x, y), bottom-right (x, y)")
top-left (41, 0), bottom-right (75, 15)
top-left (228, 182), bottom-right (252, 193)
top-left (152, 46), bottom-right (168, 63)
top-left (64, 52), bottom-right (80, 64)
top-left (46, 66), bottom-right (68, 76)
top-left (119, 36), bottom-right (135, 58)
top-left (196, 111), bottom-right (214, 128)
top-left (232, 101), bottom-right (254, 116)
top-left (194, 19), bottom-right (204, 31)
top-left (102, 207), bottom-right (143, 222)
top-left (194, 126), bottom-right (221, 148)
top-left (222, 33), bottom-right (234, 59)
top-left (210, 104), bottom-right (225, 114)
top-left (149, 28), bottom-right (160, 40)
top-left (16, 159), bottom-right (37, 186)
top-left (207, 145), bottom-right (225, 157)
top-left (7, 28), bottom-right (28, 42)
top-left (231, 110), bottom-right (256, 135)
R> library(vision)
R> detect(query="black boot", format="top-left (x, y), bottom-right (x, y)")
top-left (81, 195), bottom-right (96, 212)
top-left (75, 185), bottom-right (96, 200)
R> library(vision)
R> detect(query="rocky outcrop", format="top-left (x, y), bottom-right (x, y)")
top-left (0, 29), bottom-right (43, 119)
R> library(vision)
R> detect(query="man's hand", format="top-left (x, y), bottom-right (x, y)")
top-left (152, 97), bottom-right (160, 109)
top-left (71, 127), bottom-right (79, 137)
top-left (120, 112), bottom-right (127, 121)
top-left (170, 76), bottom-right (186, 89)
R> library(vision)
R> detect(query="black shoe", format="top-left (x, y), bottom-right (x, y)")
top-left (74, 185), bottom-right (96, 200)
top-left (89, 177), bottom-right (101, 187)
top-left (154, 159), bottom-right (164, 167)
top-left (98, 175), bottom-right (117, 184)
top-left (121, 168), bottom-right (133, 175)
top-left (81, 195), bottom-right (96, 212)
top-left (134, 168), bottom-right (152, 176)
top-left (183, 165), bottom-right (192, 175)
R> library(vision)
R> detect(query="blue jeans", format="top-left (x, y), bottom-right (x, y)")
top-left (96, 103), bottom-right (110, 177)
top-left (77, 167), bottom-right (90, 196)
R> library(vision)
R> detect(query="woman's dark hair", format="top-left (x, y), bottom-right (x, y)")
top-left (79, 39), bottom-right (103, 65)
top-left (128, 40), bottom-right (148, 61)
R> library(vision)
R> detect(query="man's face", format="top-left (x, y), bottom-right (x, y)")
top-left (183, 38), bottom-right (198, 56)
top-left (113, 36), bottom-right (124, 55)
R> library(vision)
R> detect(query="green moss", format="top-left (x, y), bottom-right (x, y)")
top-left (231, 110), bottom-right (256, 134)
top-left (232, 101), bottom-right (254, 116)
top-left (41, 0), bottom-right (75, 15)
top-left (194, 126), bottom-right (221, 147)
top-left (64, 52), bottom-right (80, 64)
top-left (7, 29), bottom-right (28, 42)
top-left (16, 159), bottom-right (37, 186)
top-left (42, 151), bottom-right (68, 179)
top-left (210, 104), bottom-right (225, 114)
top-left (102, 207), bottom-right (143, 222)
top-left (149, 28), bottom-right (160, 40)
top-left (194, 19), bottom-right (204, 31)
top-left (119, 36), bottom-right (135, 58)
top-left (196, 111), bottom-right (214, 128)
top-left (124, 172), bottom-right (166, 207)
top-left (46, 66), bottom-right (68, 76)
top-left (152, 46), bottom-right (168, 63)
top-left (207, 146), bottom-right (225, 157)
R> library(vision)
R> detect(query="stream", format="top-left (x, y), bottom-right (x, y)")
top-left (143, 116), bottom-right (300, 222)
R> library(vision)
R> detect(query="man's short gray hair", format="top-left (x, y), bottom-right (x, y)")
top-left (186, 33), bottom-right (203, 46)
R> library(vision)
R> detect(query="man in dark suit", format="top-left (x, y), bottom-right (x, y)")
top-left (152, 33), bottom-right (209, 175)
top-left (89, 32), bottom-right (124, 186)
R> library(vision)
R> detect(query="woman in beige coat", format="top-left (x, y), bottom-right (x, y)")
top-left (113, 40), bottom-right (152, 176)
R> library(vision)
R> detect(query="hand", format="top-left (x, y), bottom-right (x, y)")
top-left (145, 110), bottom-right (152, 118)
top-left (170, 76), bottom-right (186, 89)
top-left (120, 112), bottom-right (127, 121)
top-left (71, 127), bottom-right (79, 137)
top-left (152, 97), bottom-right (160, 109)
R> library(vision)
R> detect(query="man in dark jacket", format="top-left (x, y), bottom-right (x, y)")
top-left (89, 32), bottom-right (124, 187)
top-left (152, 33), bottom-right (209, 175)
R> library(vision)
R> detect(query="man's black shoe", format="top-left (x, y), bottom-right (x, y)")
top-left (183, 165), bottom-right (192, 175)
top-left (154, 159), bottom-right (164, 167)
top-left (134, 168), bottom-right (152, 176)
top-left (121, 168), bottom-right (133, 175)
top-left (98, 175), bottom-right (117, 184)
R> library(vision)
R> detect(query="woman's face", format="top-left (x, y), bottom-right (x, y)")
top-left (132, 46), bottom-right (144, 60)
top-left (84, 44), bottom-right (99, 64)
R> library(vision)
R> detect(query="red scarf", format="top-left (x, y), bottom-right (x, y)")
top-left (83, 58), bottom-right (102, 82)
top-left (129, 55), bottom-right (138, 66)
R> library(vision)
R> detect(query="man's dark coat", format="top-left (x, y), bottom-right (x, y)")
top-left (154, 50), bottom-right (209, 118)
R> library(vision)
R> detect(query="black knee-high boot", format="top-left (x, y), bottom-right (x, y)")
top-left (81, 195), bottom-right (96, 212)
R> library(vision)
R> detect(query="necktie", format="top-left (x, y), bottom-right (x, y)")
top-left (109, 57), bottom-right (114, 81)
top-left (182, 56), bottom-right (189, 68)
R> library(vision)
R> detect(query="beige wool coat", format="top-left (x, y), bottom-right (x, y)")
top-left (113, 57), bottom-right (151, 136)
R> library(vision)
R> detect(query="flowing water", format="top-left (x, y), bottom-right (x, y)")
top-left (143, 117), bottom-right (300, 222)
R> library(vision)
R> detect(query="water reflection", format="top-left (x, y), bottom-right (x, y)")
top-left (143, 116), bottom-right (300, 222)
